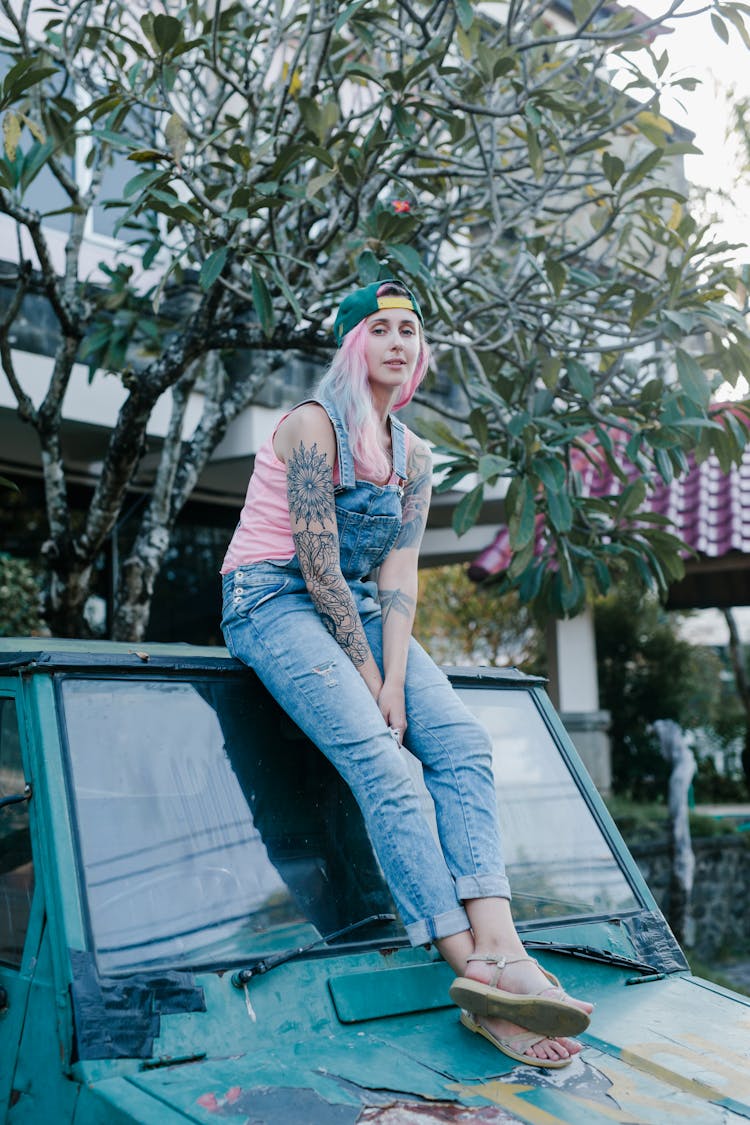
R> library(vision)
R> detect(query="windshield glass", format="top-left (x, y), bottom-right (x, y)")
top-left (60, 675), bottom-right (638, 975)
top-left (412, 687), bottom-right (640, 924)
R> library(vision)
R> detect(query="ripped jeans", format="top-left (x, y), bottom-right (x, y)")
top-left (221, 562), bottom-right (511, 945)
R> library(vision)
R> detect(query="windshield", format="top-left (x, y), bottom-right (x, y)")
top-left (413, 687), bottom-right (640, 924)
top-left (59, 675), bottom-right (638, 976)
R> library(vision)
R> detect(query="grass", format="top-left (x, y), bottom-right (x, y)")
top-left (687, 952), bottom-right (750, 998)
top-left (604, 796), bottom-right (745, 844)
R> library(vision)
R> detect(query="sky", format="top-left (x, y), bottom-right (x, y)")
top-left (620, 5), bottom-right (750, 643)
top-left (633, 0), bottom-right (750, 250)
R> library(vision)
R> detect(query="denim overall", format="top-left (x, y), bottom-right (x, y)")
top-left (221, 399), bottom-right (510, 944)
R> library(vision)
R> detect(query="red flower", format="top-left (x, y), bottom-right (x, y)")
top-left (392, 200), bottom-right (411, 213)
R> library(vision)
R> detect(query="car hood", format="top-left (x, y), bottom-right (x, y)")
top-left (84, 968), bottom-right (750, 1125)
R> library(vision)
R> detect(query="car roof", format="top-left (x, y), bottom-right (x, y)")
top-left (0, 638), bottom-right (543, 684)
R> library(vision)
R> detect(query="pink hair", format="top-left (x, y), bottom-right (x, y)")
top-left (316, 313), bottom-right (431, 481)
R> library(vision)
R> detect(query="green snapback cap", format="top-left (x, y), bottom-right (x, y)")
top-left (332, 280), bottom-right (423, 346)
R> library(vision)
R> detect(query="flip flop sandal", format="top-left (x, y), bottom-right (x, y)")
top-left (449, 954), bottom-right (591, 1038)
top-left (459, 1010), bottom-right (572, 1069)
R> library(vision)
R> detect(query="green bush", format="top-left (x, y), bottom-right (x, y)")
top-left (595, 587), bottom-right (723, 800)
top-left (0, 554), bottom-right (46, 637)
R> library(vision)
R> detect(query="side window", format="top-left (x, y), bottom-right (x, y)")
top-left (0, 698), bottom-right (34, 966)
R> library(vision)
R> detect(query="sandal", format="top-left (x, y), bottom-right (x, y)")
top-left (449, 954), bottom-right (591, 1037)
top-left (459, 1010), bottom-right (572, 1069)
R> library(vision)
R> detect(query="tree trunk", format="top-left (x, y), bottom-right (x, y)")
top-left (653, 718), bottom-right (696, 948)
top-left (111, 521), bottom-right (171, 642)
top-left (45, 557), bottom-right (95, 638)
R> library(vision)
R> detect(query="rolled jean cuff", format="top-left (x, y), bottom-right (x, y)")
top-left (404, 906), bottom-right (470, 947)
top-left (455, 873), bottom-right (512, 902)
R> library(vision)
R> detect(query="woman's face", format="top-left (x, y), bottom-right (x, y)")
top-left (362, 307), bottom-right (421, 395)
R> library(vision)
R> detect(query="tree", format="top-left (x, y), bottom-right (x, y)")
top-left (414, 563), bottom-right (542, 669)
top-left (723, 608), bottom-right (750, 791)
top-left (1, 0), bottom-right (750, 638)
top-left (595, 586), bottom-right (724, 798)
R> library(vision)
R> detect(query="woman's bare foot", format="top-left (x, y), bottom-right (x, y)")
top-left (462, 954), bottom-right (593, 1060)
top-left (465, 954), bottom-right (594, 1022)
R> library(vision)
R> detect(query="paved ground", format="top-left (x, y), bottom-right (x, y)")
top-left (693, 803), bottom-right (750, 821)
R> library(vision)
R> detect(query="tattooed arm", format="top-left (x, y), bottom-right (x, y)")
top-left (375, 439), bottom-right (432, 740)
top-left (274, 405), bottom-right (383, 699)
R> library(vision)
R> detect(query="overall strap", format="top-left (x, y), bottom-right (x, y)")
top-left (315, 397), bottom-right (356, 490)
top-left (389, 414), bottom-right (408, 485)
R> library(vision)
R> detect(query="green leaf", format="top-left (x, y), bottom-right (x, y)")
top-left (711, 12), bottom-right (730, 41)
top-left (388, 242), bottom-right (421, 274)
top-left (526, 124), bottom-right (544, 179)
top-left (507, 478), bottom-right (536, 550)
top-left (601, 150), bottom-right (624, 187)
top-left (593, 558), bottom-right (611, 595)
top-left (452, 483), bottom-right (484, 536)
top-left (153, 14), bottom-right (183, 52)
top-left (675, 348), bottom-right (710, 407)
top-left (0, 475), bottom-right (19, 491)
top-left (199, 246), bottom-right (227, 290)
top-left (306, 168), bottom-right (336, 198)
top-left (616, 478), bottom-right (646, 518)
top-left (533, 456), bottom-right (565, 493)
top-left (454, 0), bottom-right (475, 30)
top-left (19, 139), bottom-right (55, 191)
top-left (123, 169), bottom-right (163, 198)
top-left (556, 567), bottom-right (586, 615)
top-left (468, 407), bottom-right (488, 446)
top-left (571, 0), bottom-right (597, 23)
top-left (717, 3), bottom-right (750, 48)
top-left (545, 257), bottom-right (566, 296)
top-left (621, 148), bottom-right (663, 191)
top-left (478, 454), bottom-right (510, 482)
top-left (540, 355), bottom-right (561, 389)
top-left (565, 359), bottom-right (595, 400)
top-left (334, 0), bottom-right (370, 31)
top-left (653, 446), bottom-right (673, 484)
top-left (545, 486), bottom-right (573, 532)
top-left (357, 249), bottom-right (381, 284)
top-left (252, 269), bottom-right (274, 339)
top-left (630, 288), bottom-right (653, 328)
top-left (0, 64), bottom-right (58, 109)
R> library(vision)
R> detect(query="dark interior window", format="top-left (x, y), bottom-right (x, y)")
top-left (0, 697), bottom-right (34, 966)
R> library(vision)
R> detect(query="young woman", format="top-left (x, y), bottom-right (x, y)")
top-left (220, 279), bottom-right (593, 1067)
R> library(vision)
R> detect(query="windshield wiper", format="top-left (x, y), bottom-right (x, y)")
top-left (231, 912), bottom-right (397, 989)
top-left (524, 939), bottom-right (661, 976)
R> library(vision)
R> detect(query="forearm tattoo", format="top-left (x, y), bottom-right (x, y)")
top-left (293, 532), bottom-right (370, 667)
top-left (395, 443), bottom-right (432, 549)
top-left (379, 587), bottom-right (416, 625)
top-left (287, 441), bottom-right (335, 527)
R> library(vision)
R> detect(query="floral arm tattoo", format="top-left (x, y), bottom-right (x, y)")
top-left (288, 440), bottom-right (371, 668)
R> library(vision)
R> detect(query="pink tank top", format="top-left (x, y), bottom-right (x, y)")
top-left (220, 417), bottom-right (409, 575)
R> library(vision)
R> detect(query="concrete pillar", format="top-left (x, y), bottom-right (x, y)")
top-left (546, 607), bottom-right (612, 794)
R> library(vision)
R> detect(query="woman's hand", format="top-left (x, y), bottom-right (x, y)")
top-left (378, 680), bottom-right (407, 744)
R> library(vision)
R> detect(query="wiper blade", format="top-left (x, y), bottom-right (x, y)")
top-left (231, 913), bottom-right (396, 988)
top-left (524, 939), bottom-right (661, 976)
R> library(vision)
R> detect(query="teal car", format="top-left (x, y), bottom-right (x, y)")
top-left (1, 639), bottom-right (748, 1124)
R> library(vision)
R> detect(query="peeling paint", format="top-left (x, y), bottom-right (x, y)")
top-left (357, 1102), bottom-right (521, 1122)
